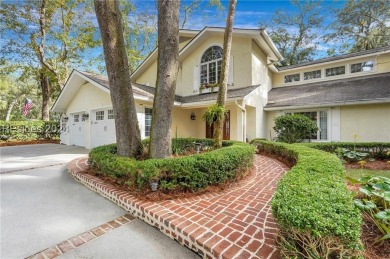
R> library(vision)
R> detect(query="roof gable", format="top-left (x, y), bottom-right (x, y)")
top-left (131, 27), bottom-right (283, 80)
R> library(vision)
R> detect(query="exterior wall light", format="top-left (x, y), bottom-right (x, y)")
top-left (190, 112), bottom-right (196, 120)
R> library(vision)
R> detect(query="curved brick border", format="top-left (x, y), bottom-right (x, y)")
top-left (68, 155), bottom-right (288, 259)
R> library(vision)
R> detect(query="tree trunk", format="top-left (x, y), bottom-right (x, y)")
top-left (94, 0), bottom-right (141, 157)
top-left (149, 0), bottom-right (180, 159)
top-left (5, 98), bottom-right (18, 121)
top-left (40, 72), bottom-right (50, 121)
top-left (214, 0), bottom-right (236, 148)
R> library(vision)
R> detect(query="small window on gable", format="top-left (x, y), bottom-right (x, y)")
top-left (108, 109), bottom-right (114, 119)
top-left (96, 110), bottom-right (104, 121)
top-left (200, 46), bottom-right (223, 85)
top-left (351, 60), bottom-right (374, 73)
top-left (74, 114), bottom-right (79, 122)
top-left (304, 70), bottom-right (321, 80)
top-left (326, 66), bottom-right (345, 77)
top-left (284, 74), bottom-right (300, 83)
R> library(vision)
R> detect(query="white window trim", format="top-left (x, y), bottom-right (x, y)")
top-left (197, 43), bottom-right (223, 87)
top-left (144, 107), bottom-right (153, 138)
top-left (282, 57), bottom-right (377, 86)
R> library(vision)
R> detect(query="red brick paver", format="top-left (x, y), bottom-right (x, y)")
top-left (67, 155), bottom-right (288, 259)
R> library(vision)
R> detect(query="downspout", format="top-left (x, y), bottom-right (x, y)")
top-left (235, 100), bottom-right (246, 142)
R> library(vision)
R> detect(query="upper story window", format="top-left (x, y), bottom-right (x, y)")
top-left (74, 114), bottom-right (79, 122)
top-left (326, 66), bottom-right (345, 77)
top-left (200, 46), bottom-right (222, 85)
top-left (304, 70), bottom-right (321, 80)
top-left (96, 110), bottom-right (104, 121)
top-left (351, 60), bottom-right (374, 73)
top-left (284, 73), bottom-right (300, 83)
top-left (107, 109), bottom-right (114, 119)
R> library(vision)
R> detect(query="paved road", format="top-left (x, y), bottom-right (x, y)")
top-left (0, 144), bottom-right (198, 259)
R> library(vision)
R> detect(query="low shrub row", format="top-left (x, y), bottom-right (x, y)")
top-left (89, 138), bottom-right (255, 193)
top-left (251, 139), bottom-right (363, 258)
top-left (302, 142), bottom-right (390, 159)
top-left (0, 120), bottom-right (60, 141)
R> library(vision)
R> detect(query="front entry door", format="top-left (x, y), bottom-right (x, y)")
top-left (206, 110), bottom-right (230, 140)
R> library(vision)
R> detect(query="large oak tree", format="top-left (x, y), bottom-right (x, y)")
top-left (94, 0), bottom-right (142, 157)
top-left (149, 0), bottom-right (180, 159)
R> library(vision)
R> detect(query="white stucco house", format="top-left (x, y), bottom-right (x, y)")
top-left (52, 27), bottom-right (390, 149)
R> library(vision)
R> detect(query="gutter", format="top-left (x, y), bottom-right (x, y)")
top-left (264, 99), bottom-right (390, 111)
top-left (235, 100), bottom-right (246, 142)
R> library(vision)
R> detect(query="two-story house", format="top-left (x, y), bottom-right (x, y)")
top-left (52, 27), bottom-right (390, 148)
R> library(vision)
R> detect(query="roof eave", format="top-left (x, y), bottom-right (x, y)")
top-left (264, 99), bottom-right (390, 111)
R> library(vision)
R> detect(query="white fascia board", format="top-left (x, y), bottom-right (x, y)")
top-left (260, 30), bottom-right (283, 61)
top-left (76, 71), bottom-right (110, 94)
top-left (179, 97), bottom-right (243, 109)
top-left (51, 70), bottom-right (77, 112)
top-left (130, 48), bottom-right (158, 80)
top-left (264, 99), bottom-right (390, 111)
top-left (277, 49), bottom-right (390, 73)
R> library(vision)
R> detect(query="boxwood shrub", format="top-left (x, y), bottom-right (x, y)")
top-left (251, 139), bottom-right (363, 258)
top-left (89, 138), bottom-right (255, 192)
top-left (0, 120), bottom-right (60, 141)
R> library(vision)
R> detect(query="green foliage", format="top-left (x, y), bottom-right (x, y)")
top-left (354, 176), bottom-right (390, 242)
top-left (202, 104), bottom-right (226, 126)
top-left (259, 0), bottom-right (325, 66)
top-left (89, 138), bottom-right (254, 193)
top-left (0, 120), bottom-right (60, 141)
top-left (336, 147), bottom-right (369, 162)
top-left (273, 114), bottom-right (318, 143)
top-left (326, 0), bottom-right (390, 53)
top-left (302, 142), bottom-right (390, 160)
top-left (252, 139), bottom-right (363, 257)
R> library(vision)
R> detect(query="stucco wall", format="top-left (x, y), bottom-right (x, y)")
top-left (377, 52), bottom-right (390, 73)
top-left (135, 60), bottom-right (157, 87)
top-left (340, 103), bottom-right (390, 142)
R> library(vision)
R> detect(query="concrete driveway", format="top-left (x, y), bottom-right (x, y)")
top-left (0, 144), bottom-right (199, 259)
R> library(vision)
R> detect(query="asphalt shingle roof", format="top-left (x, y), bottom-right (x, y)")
top-left (278, 45), bottom-right (390, 71)
top-left (265, 72), bottom-right (390, 109)
top-left (79, 71), bottom-right (257, 103)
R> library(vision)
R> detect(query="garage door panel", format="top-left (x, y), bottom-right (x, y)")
top-left (90, 109), bottom-right (116, 148)
top-left (70, 113), bottom-right (86, 147)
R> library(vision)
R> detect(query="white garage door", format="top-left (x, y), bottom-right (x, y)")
top-left (90, 109), bottom-right (116, 148)
top-left (70, 113), bottom-right (86, 147)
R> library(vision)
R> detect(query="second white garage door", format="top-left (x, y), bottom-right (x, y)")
top-left (90, 108), bottom-right (116, 148)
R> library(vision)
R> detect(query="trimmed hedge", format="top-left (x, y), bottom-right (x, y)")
top-left (300, 142), bottom-right (390, 159)
top-left (251, 139), bottom-right (363, 258)
top-left (89, 138), bottom-right (255, 192)
top-left (0, 121), bottom-right (60, 141)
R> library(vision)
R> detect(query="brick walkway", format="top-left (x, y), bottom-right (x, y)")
top-left (68, 155), bottom-right (288, 259)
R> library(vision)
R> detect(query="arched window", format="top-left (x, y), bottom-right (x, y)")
top-left (200, 46), bottom-right (222, 85)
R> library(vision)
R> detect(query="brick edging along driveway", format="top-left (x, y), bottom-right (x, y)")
top-left (68, 155), bottom-right (288, 259)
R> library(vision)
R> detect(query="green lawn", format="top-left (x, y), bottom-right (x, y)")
top-left (346, 168), bottom-right (390, 180)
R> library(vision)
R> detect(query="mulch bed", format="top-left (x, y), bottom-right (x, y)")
top-left (345, 160), bottom-right (390, 259)
top-left (0, 139), bottom-right (60, 147)
top-left (84, 165), bottom-right (255, 202)
top-left (346, 160), bottom-right (390, 170)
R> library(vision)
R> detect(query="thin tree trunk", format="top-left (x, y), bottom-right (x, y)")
top-left (5, 98), bottom-right (18, 121)
top-left (149, 0), bottom-right (180, 158)
top-left (214, 0), bottom-right (236, 148)
top-left (94, 0), bottom-right (141, 157)
top-left (41, 72), bottom-right (50, 121)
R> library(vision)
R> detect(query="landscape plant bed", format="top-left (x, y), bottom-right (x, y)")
top-left (89, 138), bottom-right (255, 194)
top-left (0, 139), bottom-right (60, 147)
top-left (346, 160), bottom-right (390, 170)
top-left (84, 165), bottom-right (254, 202)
